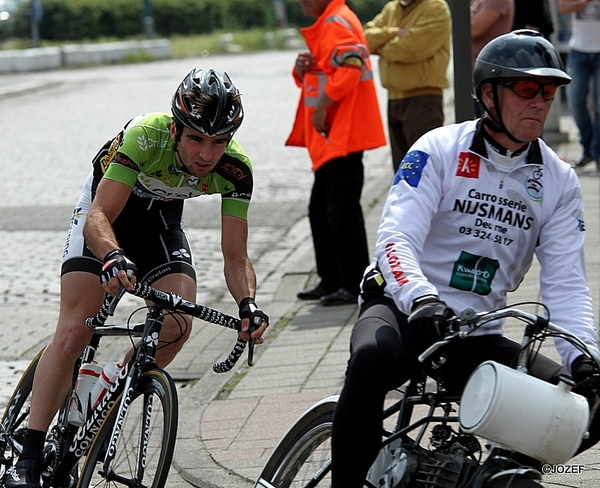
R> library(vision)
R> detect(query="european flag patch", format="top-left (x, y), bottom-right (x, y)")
top-left (393, 150), bottom-right (428, 187)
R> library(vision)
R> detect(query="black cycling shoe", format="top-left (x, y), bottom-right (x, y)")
top-left (297, 285), bottom-right (327, 300)
top-left (3, 460), bottom-right (41, 488)
top-left (320, 288), bottom-right (357, 307)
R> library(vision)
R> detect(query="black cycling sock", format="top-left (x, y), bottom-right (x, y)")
top-left (19, 428), bottom-right (46, 480)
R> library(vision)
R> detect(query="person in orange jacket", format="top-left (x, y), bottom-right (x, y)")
top-left (289, 0), bottom-right (387, 306)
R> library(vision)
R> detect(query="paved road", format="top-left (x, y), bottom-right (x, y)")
top-left (0, 50), bottom-right (327, 361)
top-left (2, 50), bottom-right (600, 488)
top-left (0, 49), bottom-right (391, 487)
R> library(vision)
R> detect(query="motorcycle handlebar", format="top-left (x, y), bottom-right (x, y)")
top-left (418, 306), bottom-right (600, 367)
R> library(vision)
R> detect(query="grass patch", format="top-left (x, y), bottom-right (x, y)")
top-left (170, 28), bottom-right (304, 58)
top-left (1, 28), bottom-right (305, 58)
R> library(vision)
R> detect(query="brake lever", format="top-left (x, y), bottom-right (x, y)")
top-left (247, 315), bottom-right (262, 367)
top-left (417, 331), bottom-right (464, 363)
top-left (107, 285), bottom-right (127, 316)
top-left (248, 338), bottom-right (255, 367)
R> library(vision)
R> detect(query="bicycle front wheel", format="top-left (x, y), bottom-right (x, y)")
top-left (77, 368), bottom-right (178, 488)
top-left (256, 400), bottom-right (335, 488)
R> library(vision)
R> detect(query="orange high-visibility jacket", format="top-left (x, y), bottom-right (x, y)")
top-left (286, 0), bottom-right (386, 172)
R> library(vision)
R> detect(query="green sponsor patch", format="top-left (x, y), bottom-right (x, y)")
top-left (449, 251), bottom-right (499, 295)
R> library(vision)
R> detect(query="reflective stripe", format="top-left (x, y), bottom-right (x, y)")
top-left (305, 73), bottom-right (328, 107)
top-left (325, 14), bottom-right (354, 32)
top-left (331, 44), bottom-right (367, 66)
top-left (360, 70), bottom-right (374, 82)
top-left (330, 44), bottom-right (374, 82)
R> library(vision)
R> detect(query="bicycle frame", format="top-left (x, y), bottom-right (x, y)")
top-left (1, 283), bottom-right (247, 488)
top-left (49, 305), bottom-right (163, 486)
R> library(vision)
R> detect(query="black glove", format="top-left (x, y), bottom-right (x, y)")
top-left (100, 249), bottom-right (137, 284)
top-left (408, 295), bottom-right (454, 345)
top-left (571, 354), bottom-right (600, 398)
top-left (238, 297), bottom-right (269, 329)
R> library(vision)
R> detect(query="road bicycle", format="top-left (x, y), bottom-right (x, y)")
top-left (0, 282), bottom-right (252, 488)
top-left (255, 304), bottom-right (600, 488)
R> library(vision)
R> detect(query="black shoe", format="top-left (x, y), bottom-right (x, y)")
top-left (297, 285), bottom-right (327, 300)
top-left (574, 155), bottom-right (595, 168)
top-left (4, 460), bottom-right (40, 488)
top-left (320, 288), bottom-right (357, 307)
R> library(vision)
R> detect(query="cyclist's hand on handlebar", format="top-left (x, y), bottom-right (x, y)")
top-left (571, 354), bottom-right (600, 399)
top-left (238, 297), bottom-right (269, 343)
top-left (408, 295), bottom-right (454, 345)
top-left (100, 249), bottom-right (137, 296)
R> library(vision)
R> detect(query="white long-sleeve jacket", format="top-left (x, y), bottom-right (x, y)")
top-left (367, 119), bottom-right (598, 369)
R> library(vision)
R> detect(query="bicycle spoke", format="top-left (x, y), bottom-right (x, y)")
top-left (78, 369), bottom-right (177, 488)
top-left (258, 408), bottom-right (334, 488)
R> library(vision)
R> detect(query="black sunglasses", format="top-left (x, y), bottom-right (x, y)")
top-left (498, 80), bottom-right (559, 101)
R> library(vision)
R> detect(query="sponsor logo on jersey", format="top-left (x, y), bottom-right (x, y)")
top-left (449, 251), bottom-right (499, 295)
top-left (137, 135), bottom-right (169, 151)
top-left (453, 189), bottom-right (533, 230)
top-left (218, 161), bottom-right (248, 181)
top-left (384, 242), bottom-right (408, 286)
top-left (138, 135), bottom-right (148, 151)
top-left (186, 176), bottom-right (200, 187)
top-left (456, 152), bottom-right (480, 179)
top-left (172, 248), bottom-right (191, 259)
top-left (525, 167), bottom-right (543, 202)
top-left (393, 150), bottom-right (428, 188)
top-left (100, 133), bottom-right (123, 173)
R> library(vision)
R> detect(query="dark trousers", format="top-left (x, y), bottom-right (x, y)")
top-left (330, 298), bottom-right (598, 488)
top-left (388, 95), bottom-right (444, 173)
top-left (308, 152), bottom-right (369, 296)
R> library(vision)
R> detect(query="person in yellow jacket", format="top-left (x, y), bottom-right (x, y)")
top-left (289, 0), bottom-right (386, 306)
top-left (364, 0), bottom-right (451, 172)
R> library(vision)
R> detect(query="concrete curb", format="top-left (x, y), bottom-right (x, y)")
top-left (0, 39), bottom-right (171, 73)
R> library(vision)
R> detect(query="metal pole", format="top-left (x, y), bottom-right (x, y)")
top-left (142, 0), bottom-right (155, 38)
top-left (273, 0), bottom-right (287, 29)
top-left (30, 0), bottom-right (42, 48)
top-left (448, 0), bottom-right (474, 122)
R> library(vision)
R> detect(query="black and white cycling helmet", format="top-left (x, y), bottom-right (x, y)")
top-left (171, 68), bottom-right (244, 136)
top-left (474, 29), bottom-right (571, 99)
top-left (473, 30), bottom-right (570, 143)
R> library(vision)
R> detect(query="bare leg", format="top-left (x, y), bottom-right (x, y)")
top-left (30, 271), bottom-right (195, 432)
top-left (28, 272), bottom-right (103, 431)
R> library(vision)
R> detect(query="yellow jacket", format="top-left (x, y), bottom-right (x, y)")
top-left (286, 0), bottom-right (386, 171)
top-left (364, 0), bottom-right (451, 100)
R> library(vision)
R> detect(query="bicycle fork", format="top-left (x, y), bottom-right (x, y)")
top-left (97, 308), bottom-right (164, 483)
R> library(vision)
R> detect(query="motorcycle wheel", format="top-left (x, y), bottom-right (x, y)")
top-left (486, 478), bottom-right (543, 487)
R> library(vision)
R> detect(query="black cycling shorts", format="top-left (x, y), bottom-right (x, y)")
top-left (61, 173), bottom-right (196, 285)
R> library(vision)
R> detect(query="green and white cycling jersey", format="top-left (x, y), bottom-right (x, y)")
top-left (91, 112), bottom-right (253, 220)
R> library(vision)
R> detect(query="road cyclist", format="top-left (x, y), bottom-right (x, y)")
top-left (2, 67), bottom-right (269, 488)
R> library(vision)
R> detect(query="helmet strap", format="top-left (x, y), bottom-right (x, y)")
top-left (172, 122), bottom-right (193, 174)
top-left (481, 83), bottom-right (526, 145)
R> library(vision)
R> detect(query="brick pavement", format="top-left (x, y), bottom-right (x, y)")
top-left (1, 54), bottom-right (600, 488)
top-left (178, 115), bottom-right (600, 488)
